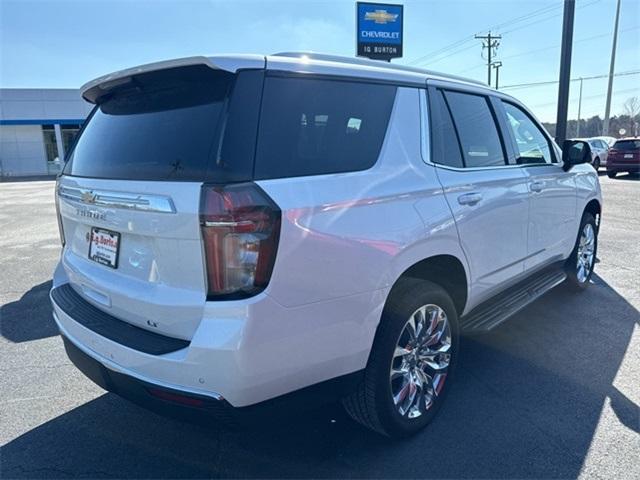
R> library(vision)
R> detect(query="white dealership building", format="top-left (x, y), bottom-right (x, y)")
top-left (0, 89), bottom-right (91, 178)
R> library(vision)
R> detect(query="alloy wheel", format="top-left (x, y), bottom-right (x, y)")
top-left (390, 304), bottom-right (452, 419)
top-left (576, 223), bottom-right (595, 283)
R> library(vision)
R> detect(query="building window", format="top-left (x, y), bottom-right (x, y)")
top-left (61, 124), bottom-right (82, 155)
top-left (42, 125), bottom-right (59, 162)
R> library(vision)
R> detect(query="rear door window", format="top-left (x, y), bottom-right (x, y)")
top-left (443, 90), bottom-right (506, 168)
top-left (253, 76), bottom-right (397, 180)
top-left (64, 65), bottom-right (260, 182)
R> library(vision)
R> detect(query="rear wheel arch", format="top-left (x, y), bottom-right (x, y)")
top-left (387, 255), bottom-right (468, 317)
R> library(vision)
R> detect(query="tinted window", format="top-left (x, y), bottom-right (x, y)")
top-left (444, 91), bottom-right (506, 168)
top-left (254, 76), bottom-right (396, 180)
top-left (502, 102), bottom-right (553, 164)
top-left (430, 90), bottom-right (464, 168)
top-left (614, 140), bottom-right (640, 150)
top-left (65, 66), bottom-right (258, 182)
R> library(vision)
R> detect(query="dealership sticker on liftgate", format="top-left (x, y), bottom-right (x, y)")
top-left (88, 227), bottom-right (120, 269)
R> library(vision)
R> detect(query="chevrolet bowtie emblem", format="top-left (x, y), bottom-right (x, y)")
top-left (364, 9), bottom-right (398, 24)
top-left (81, 190), bottom-right (97, 204)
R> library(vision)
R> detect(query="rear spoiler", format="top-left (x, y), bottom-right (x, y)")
top-left (80, 55), bottom-right (265, 104)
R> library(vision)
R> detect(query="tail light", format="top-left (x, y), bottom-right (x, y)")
top-left (54, 181), bottom-right (66, 246)
top-left (200, 183), bottom-right (281, 300)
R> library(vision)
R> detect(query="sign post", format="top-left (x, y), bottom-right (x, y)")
top-left (356, 2), bottom-right (404, 61)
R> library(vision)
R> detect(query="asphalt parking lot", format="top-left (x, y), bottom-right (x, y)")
top-left (1, 174), bottom-right (638, 479)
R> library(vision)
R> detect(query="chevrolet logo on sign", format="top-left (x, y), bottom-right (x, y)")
top-left (357, 2), bottom-right (403, 61)
top-left (364, 9), bottom-right (398, 24)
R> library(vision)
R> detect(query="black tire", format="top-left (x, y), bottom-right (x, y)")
top-left (607, 170), bottom-right (617, 178)
top-left (565, 212), bottom-right (598, 291)
top-left (342, 278), bottom-right (459, 437)
top-left (593, 158), bottom-right (600, 170)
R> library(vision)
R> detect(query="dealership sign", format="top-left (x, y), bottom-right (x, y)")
top-left (356, 2), bottom-right (403, 61)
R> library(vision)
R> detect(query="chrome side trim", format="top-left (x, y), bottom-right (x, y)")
top-left (53, 310), bottom-right (224, 401)
top-left (419, 88), bottom-right (431, 164)
top-left (57, 186), bottom-right (176, 214)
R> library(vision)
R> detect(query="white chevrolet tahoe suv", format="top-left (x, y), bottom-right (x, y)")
top-left (51, 53), bottom-right (602, 437)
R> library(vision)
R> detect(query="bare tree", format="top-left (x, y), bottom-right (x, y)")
top-left (623, 97), bottom-right (640, 136)
top-left (623, 97), bottom-right (640, 117)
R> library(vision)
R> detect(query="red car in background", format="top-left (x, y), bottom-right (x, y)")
top-left (607, 138), bottom-right (640, 178)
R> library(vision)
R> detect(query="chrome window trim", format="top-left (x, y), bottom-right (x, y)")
top-left (57, 186), bottom-right (176, 213)
top-left (419, 88), bottom-right (431, 164)
top-left (420, 82), bottom-right (562, 173)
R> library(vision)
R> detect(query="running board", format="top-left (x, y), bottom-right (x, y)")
top-left (460, 266), bottom-right (567, 334)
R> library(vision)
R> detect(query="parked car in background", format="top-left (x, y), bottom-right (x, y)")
top-left (51, 53), bottom-right (602, 437)
top-left (574, 138), bottom-right (609, 170)
top-left (587, 138), bottom-right (610, 170)
top-left (607, 138), bottom-right (640, 178)
top-left (592, 136), bottom-right (617, 148)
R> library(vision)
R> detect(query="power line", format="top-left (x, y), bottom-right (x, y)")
top-left (531, 87), bottom-right (640, 109)
top-left (404, 1), bottom-right (564, 66)
top-left (406, 0), bottom-right (602, 68)
top-left (501, 70), bottom-right (640, 90)
top-left (421, 43), bottom-right (479, 66)
top-left (455, 27), bottom-right (639, 76)
top-left (455, 63), bottom-right (487, 75)
top-left (501, 0), bottom-right (601, 36)
top-left (406, 36), bottom-right (476, 66)
top-left (488, 2), bottom-right (562, 31)
top-left (500, 27), bottom-right (638, 61)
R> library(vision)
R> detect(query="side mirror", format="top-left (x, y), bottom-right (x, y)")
top-left (562, 140), bottom-right (592, 171)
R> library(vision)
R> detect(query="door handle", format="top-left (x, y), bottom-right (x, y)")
top-left (457, 192), bottom-right (483, 206)
top-left (530, 181), bottom-right (544, 193)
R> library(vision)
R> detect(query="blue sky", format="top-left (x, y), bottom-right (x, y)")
top-left (1, 0), bottom-right (638, 122)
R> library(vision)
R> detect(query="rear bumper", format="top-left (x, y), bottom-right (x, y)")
top-left (60, 333), bottom-right (232, 422)
top-left (51, 272), bottom-right (382, 407)
top-left (60, 332), bottom-right (362, 423)
top-left (607, 162), bottom-right (640, 172)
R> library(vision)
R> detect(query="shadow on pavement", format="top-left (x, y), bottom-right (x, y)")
top-left (2, 276), bottom-right (638, 478)
top-left (1, 280), bottom-right (57, 343)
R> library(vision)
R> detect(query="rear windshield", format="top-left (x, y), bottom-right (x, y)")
top-left (65, 68), bottom-right (396, 182)
top-left (613, 140), bottom-right (640, 151)
top-left (64, 65), bottom-right (258, 182)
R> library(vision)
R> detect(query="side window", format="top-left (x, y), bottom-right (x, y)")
top-left (502, 102), bottom-right (554, 164)
top-left (430, 90), bottom-right (464, 168)
top-left (443, 90), bottom-right (506, 168)
top-left (254, 77), bottom-right (397, 180)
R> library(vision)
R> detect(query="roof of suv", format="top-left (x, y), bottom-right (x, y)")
top-left (81, 52), bottom-right (489, 103)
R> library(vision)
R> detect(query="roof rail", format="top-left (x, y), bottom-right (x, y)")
top-left (272, 52), bottom-right (486, 86)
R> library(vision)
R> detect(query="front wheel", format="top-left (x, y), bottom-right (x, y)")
top-left (593, 157), bottom-right (600, 170)
top-left (565, 212), bottom-right (598, 290)
top-left (607, 170), bottom-right (617, 178)
top-left (342, 279), bottom-right (459, 437)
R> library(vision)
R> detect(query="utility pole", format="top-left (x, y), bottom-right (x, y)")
top-left (603, 0), bottom-right (621, 136)
top-left (475, 31), bottom-right (501, 86)
top-left (576, 77), bottom-right (583, 137)
top-left (555, 0), bottom-right (576, 145)
top-left (492, 61), bottom-right (503, 89)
